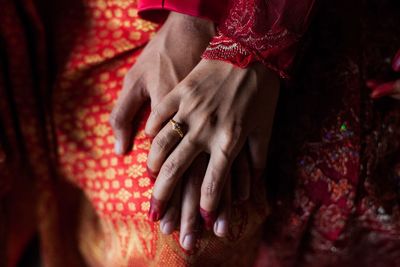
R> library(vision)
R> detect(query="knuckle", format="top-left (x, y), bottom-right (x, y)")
top-left (202, 177), bottom-right (221, 198)
top-left (153, 135), bottom-right (169, 151)
top-left (180, 79), bottom-right (198, 93)
top-left (219, 124), bottom-right (243, 154)
top-left (150, 105), bottom-right (163, 120)
top-left (161, 159), bottom-right (179, 181)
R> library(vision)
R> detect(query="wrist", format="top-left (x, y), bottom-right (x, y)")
top-left (166, 11), bottom-right (215, 39)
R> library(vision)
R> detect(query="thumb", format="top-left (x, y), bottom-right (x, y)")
top-left (110, 76), bottom-right (147, 155)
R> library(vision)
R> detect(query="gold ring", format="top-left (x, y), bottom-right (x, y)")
top-left (170, 119), bottom-right (185, 138)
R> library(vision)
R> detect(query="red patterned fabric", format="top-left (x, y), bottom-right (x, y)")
top-left (0, 0), bottom-right (267, 266)
top-left (137, 0), bottom-right (229, 23)
top-left (1, 0), bottom-right (400, 267)
top-left (202, 0), bottom-right (317, 78)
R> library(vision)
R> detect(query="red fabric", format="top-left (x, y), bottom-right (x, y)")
top-left (2, 0), bottom-right (400, 266)
top-left (202, 0), bottom-right (317, 78)
top-left (0, 1), bottom-right (266, 266)
top-left (138, 0), bottom-right (229, 23)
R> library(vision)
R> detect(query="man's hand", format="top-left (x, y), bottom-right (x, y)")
top-left (110, 12), bottom-right (215, 154)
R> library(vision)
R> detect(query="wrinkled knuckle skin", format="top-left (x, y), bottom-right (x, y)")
top-left (154, 135), bottom-right (169, 151)
top-left (151, 104), bottom-right (163, 123)
top-left (151, 106), bottom-right (162, 119)
top-left (219, 126), bottom-right (242, 158)
top-left (161, 159), bottom-right (179, 181)
top-left (181, 79), bottom-right (198, 93)
top-left (203, 178), bottom-right (220, 198)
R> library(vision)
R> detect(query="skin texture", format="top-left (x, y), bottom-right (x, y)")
top-left (145, 59), bottom-right (280, 238)
top-left (110, 12), bottom-right (254, 250)
top-left (110, 12), bottom-right (215, 155)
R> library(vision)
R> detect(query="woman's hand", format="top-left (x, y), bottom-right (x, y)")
top-left (145, 59), bottom-right (280, 227)
top-left (110, 12), bottom-right (214, 155)
top-left (159, 148), bottom-right (253, 250)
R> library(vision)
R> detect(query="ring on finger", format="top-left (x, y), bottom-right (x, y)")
top-left (170, 119), bottom-right (185, 138)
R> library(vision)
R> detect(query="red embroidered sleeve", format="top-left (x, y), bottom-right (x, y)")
top-left (138, 0), bottom-right (229, 23)
top-left (202, 0), bottom-right (317, 78)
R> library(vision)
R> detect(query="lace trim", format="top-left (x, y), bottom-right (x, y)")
top-left (203, 0), bottom-right (316, 78)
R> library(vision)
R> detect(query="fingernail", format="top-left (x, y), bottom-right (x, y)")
top-left (161, 221), bottom-right (175, 235)
top-left (182, 234), bottom-right (195, 251)
top-left (148, 206), bottom-right (160, 222)
top-left (147, 166), bottom-right (158, 181)
top-left (370, 82), bottom-right (395, 99)
top-left (199, 208), bottom-right (216, 230)
top-left (392, 49), bottom-right (400, 72)
top-left (114, 140), bottom-right (124, 155)
top-left (214, 219), bottom-right (228, 237)
top-left (148, 196), bottom-right (165, 222)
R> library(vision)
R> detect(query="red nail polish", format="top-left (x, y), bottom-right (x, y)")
top-left (147, 166), bottom-right (158, 181)
top-left (370, 82), bottom-right (395, 99)
top-left (148, 196), bottom-right (165, 222)
top-left (199, 208), bottom-right (216, 230)
top-left (392, 49), bottom-right (400, 72)
top-left (148, 206), bottom-right (159, 222)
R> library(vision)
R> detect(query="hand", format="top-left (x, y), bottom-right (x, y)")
top-left (368, 49), bottom-right (400, 100)
top-left (110, 12), bottom-right (215, 155)
top-left (145, 59), bottom-right (280, 227)
top-left (158, 149), bottom-right (253, 250)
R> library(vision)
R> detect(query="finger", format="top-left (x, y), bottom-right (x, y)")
top-left (159, 180), bottom-right (182, 235)
top-left (248, 132), bottom-right (270, 180)
top-left (366, 80), bottom-right (382, 89)
top-left (146, 119), bottom-right (186, 180)
top-left (233, 146), bottom-right (251, 201)
top-left (199, 148), bottom-right (232, 229)
top-left (145, 90), bottom-right (180, 137)
top-left (110, 77), bottom-right (147, 155)
top-left (149, 136), bottom-right (200, 221)
top-left (392, 49), bottom-right (400, 72)
top-left (214, 177), bottom-right (231, 238)
top-left (370, 80), bottom-right (399, 99)
top-left (179, 153), bottom-right (208, 251)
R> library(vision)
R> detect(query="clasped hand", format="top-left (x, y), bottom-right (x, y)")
top-left (110, 12), bottom-right (279, 251)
